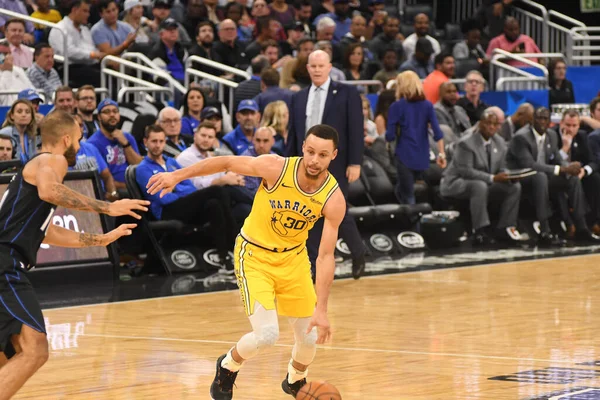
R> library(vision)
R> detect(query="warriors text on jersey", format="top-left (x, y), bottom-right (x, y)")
top-left (0, 154), bottom-right (56, 267)
top-left (241, 157), bottom-right (338, 250)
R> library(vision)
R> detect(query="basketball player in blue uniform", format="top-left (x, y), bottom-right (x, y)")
top-left (0, 110), bottom-right (149, 400)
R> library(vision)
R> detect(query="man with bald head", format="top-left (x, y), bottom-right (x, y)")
top-left (240, 127), bottom-right (276, 194)
top-left (402, 13), bottom-right (441, 61)
top-left (434, 82), bottom-right (471, 138)
top-left (499, 103), bottom-right (534, 142)
top-left (486, 17), bottom-right (541, 67)
top-left (287, 50), bottom-right (366, 279)
top-left (213, 19), bottom-right (248, 70)
top-left (441, 110), bottom-right (522, 245)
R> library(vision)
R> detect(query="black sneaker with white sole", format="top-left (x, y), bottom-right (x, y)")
top-left (281, 373), bottom-right (307, 398)
top-left (210, 354), bottom-right (238, 400)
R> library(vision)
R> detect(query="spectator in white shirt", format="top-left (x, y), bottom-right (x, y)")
top-left (0, 47), bottom-right (33, 106)
top-left (5, 18), bottom-right (32, 69)
top-left (402, 13), bottom-right (441, 62)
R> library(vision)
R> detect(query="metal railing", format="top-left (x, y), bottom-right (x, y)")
top-left (121, 52), bottom-right (186, 95)
top-left (567, 27), bottom-right (600, 66)
top-left (185, 68), bottom-right (239, 113)
top-left (548, 10), bottom-right (587, 55)
top-left (489, 49), bottom-right (548, 91)
top-left (117, 87), bottom-right (173, 103)
top-left (185, 56), bottom-right (250, 82)
top-left (511, 0), bottom-right (548, 53)
top-left (451, 0), bottom-right (483, 24)
top-left (0, 8), bottom-right (69, 85)
top-left (0, 88), bottom-right (46, 103)
top-left (342, 80), bottom-right (383, 93)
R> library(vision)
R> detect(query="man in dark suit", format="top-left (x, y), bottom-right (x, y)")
top-left (549, 110), bottom-right (600, 235)
top-left (498, 103), bottom-right (533, 142)
top-left (286, 49), bottom-right (366, 279)
top-left (233, 55), bottom-right (270, 115)
top-left (440, 110), bottom-right (521, 245)
top-left (253, 68), bottom-right (294, 113)
top-left (506, 107), bottom-right (600, 244)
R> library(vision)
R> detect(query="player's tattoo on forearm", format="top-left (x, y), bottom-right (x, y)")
top-left (50, 184), bottom-right (110, 213)
top-left (78, 232), bottom-right (103, 247)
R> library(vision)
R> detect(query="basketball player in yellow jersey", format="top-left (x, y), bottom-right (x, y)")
top-left (147, 125), bottom-right (345, 399)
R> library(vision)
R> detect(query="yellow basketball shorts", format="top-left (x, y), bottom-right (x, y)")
top-left (233, 235), bottom-right (316, 318)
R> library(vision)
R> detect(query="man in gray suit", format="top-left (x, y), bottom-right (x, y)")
top-left (441, 110), bottom-right (521, 245)
top-left (506, 107), bottom-right (600, 244)
top-left (498, 103), bottom-right (534, 142)
top-left (434, 82), bottom-right (471, 140)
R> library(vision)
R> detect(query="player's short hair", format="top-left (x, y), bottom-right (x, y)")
top-left (305, 124), bottom-right (338, 149)
top-left (144, 124), bottom-right (165, 139)
top-left (39, 110), bottom-right (77, 145)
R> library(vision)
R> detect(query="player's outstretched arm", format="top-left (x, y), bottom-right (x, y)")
top-left (147, 154), bottom-right (285, 197)
top-left (42, 223), bottom-right (137, 248)
top-left (308, 188), bottom-right (346, 344)
top-left (35, 155), bottom-right (150, 219)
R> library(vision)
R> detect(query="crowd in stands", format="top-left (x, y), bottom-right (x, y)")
top-left (1, 0), bottom-right (599, 270)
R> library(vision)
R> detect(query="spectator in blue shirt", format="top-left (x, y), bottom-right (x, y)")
top-left (313, 0), bottom-right (352, 44)
top-left (87, 99), bottom-right (143, 190)
top-left (180, 88), bottom-right (206, 137)
top-left (91, 0), bottom-right (136, 56)
top-left (148, 18), bottom-right (188, 83)
top-left (400, 37), bottom-right (435, 79)
top-left (386, 71), bottom-right (447, 204)
top-left (223, 99), bottom-right (260, 155)
top-left (240, 127), bottom-right (275, 194)
top-left (135, 124), bottom-right (237, 272)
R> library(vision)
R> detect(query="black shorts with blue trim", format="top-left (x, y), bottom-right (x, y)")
top-left (0, 251), bottom-right (46, 359)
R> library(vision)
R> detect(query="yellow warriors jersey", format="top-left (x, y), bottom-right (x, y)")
top-left (241, 157), bottom-right (339, 250)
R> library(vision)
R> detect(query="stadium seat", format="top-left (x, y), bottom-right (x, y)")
top-left (454, 58), bottom-right (482, 79)
top-left (444, 23), bottom-right (462, 41)
top-left (130, 114), bottom-right (158, 156)
top-left (124, 165), bottom-right (203, 275)
top-left (403, 4), bottom-right (433, 25)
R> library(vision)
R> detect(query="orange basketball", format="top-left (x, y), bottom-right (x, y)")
top-left (296, 381), bottom-right (342, 400)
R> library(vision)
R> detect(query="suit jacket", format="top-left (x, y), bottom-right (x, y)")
top-left (548, 127), bottom-right (599, 173)
top-left (498, 119), bottom-right (516, 142)
top-left (441, 129), bottom-right (507, 192)
top-left (589, 129), bottom-right (600, 165)
top-left (434, 102), bottom-right (471, 137)
top-left (286, 80), bottom-right (364, 194)
top-left (506, 126), bottom-right (566, 175)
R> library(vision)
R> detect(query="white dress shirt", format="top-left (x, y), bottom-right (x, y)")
top-left (176, 145), bottom-right (224, 190)
top-left (49, 16), bottom-right (98, 64)
top-left (306, 77), bottom-right (331, 131)
top-left (402, 33), bottom-right (441, 61)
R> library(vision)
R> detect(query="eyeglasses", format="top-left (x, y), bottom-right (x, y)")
top-left (161, 118), bottom-right (181, 125)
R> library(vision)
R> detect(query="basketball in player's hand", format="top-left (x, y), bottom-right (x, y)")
top-left (296, 381), bottom-right (342, 400)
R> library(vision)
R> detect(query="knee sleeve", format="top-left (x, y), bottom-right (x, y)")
top-left (236, 304), bottom-right (280, 360)
top-left (256, 324), bottom-right (279, 347)
top-left (289, 317), bottom-right (317, 366)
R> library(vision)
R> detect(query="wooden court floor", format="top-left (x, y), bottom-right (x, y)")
top-left (13, 254), bottom-right (600, 400)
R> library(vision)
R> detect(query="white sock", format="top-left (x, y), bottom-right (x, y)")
top-left (287, 359), bottom-right (308, 384)
top-left (221, 348), bottom-right (243, 372)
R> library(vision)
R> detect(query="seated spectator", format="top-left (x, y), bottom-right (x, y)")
top-left (261, 100), bottom-right (289, 155)
top-left (403, 13), bottom-right (440, 61)
top-left (245, 17), bottom-right (280, 61)
top-left (87, 99), bottom-right (143, 189)
top-left (365, 0), bottom-right (387, 39)
top-left (270, 0), bottom-right (295, 27)
top-left (280, 21), bottom-right (306, 58)
top-left (158, 107), bottom-right (191, 158)
top-left (5, 19), bottom-right (32, 69)
top-left (342, 42), bottom-right (368, 91)
top-left (340, 15), bottom-right (373, 61)
top-left (457, 70), bottom-right (489, 125)
top-left (362, 95), bottom-right (378, 144)
top-left (223, 99), bottom-right (260, 154)
top-left (149, 18), bottom-right (187, 84)
top-left (30, 0), bottom-right (62, 31)
top-left (49, 0), bottom-right (104, 88)
top-left (423, 53), bottom-right (455, 105)
top-left (26, 43), bottom-right (61, 101)
top-left (506, 107), bottom-right (598, 244)
top-left (240, 126), bottom-right (276, 194)
top-left (91, 0), bottom-right (136, 56)
top-left (373, 49), bottom-right (399, 90)
top-left (72, 114), bottom-right (119, 201)
top-left (313, 0), bottom-right (351, 44)
top-left (314, 40), bottom-right (345, 82)
top-left (121, 0), bottom-right (155, 49)
top-left (137, 124), bottom-right (237, 273)
top-left (549, 59), bottom-right (575, 107)
top-left (369, 16), bottom-right (404, 62)
top-left (145, 0), bottom-right (191, 48)
top-left (296, 0), bottom-right (313, 38)
top-left (476, 0), bottom-right (513, 42)
top-left (200, 106), bottom-right (234, 156)
top-left (179, 0), bottom-right (208, 41)
top-left (224, 2), bottom-right (252, 43)
top-left (499, 102), bottom-right (533, 142)
top-left (17, 89), bottom-right (44, 123)
top-left (581, 97), bottom-right (600, 133)
top-left (54, 86), bottom-right (75, 114)
top-left (0, 0), bottom-right (34, 42)
top-left (212, 19), bottom-right (249, 71)
top-left (374, 89), bottom-right (396, 135)
top-left (204, 0), bottom-right (223, 25)
top-left (253, 68), bottom-right (293, 113)
top-left (549, 110), bottom-right (600, 235)
top-left (0, 134), bottom-right (14, 161)
top-left (453, 19), bottom-right (487, 63)
top-left (434, 82), bottom-right (471, 140)
top-left (441, 109), bottom-right (522, 244)
top-left (181, 88), bottom-right (206, 137)
top-left (234, 55), bottom-right (270, 112)
top-left (75, 85), bottom-right (99, 138)
top-left (486, 17), bottom-right (541, 67)
top-left (399, 37), bottom-right (435, 79)
top-left (0, 47), bottom-right (33, 106)
top-left (260, 39), bottom-right (292, 70)
top-left (188, 22), bottom-right (222, 76)
top-left (0, 99), bottom-right (38, 164)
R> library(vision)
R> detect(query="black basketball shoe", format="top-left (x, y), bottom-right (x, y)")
top-left (281, 373), bottom-right (307, 397)
top-left (210, 354), bottom-right (239, 400)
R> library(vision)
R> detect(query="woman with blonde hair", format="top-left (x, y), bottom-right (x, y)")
top-left (0, 99), bottom-right (38, 164)
top-left (385, 70), bottom-right (446, 204)
top-left (261, 100), bottom-right (289, 155)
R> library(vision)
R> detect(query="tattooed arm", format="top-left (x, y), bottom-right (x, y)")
top-left (42, 223), bottom-right (137, 248)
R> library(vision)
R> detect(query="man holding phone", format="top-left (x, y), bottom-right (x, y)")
top-left (486, 17), bottom-right (541, 67)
